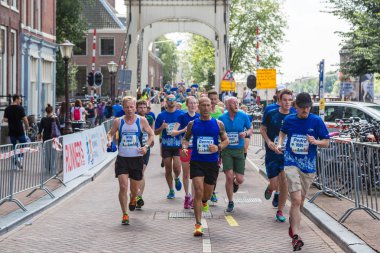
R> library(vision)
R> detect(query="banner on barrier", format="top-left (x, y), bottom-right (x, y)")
top-left (63, 125), bottom-right (108, 183)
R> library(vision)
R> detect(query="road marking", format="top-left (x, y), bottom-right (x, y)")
top-left (225, 215), bottom-right (239, 227)
top-left (201, 218), bottom-right (212, 253)
top-left (247, 156), bottom-right (260, 172)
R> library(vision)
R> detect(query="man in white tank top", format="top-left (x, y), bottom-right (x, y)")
top-left (107, 96), bottom-right (154, 225)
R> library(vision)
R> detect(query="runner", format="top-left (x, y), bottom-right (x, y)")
top-left (260, 89), bottom-right (293, 222)
top-left (219, 97), bottom-right (252, 212)
top-left (171, 96), bottom-right (200, 209)
top-left (107, 96), bottom-right (154, 225)
top-left (182, 97), bottom-right (228, 236)
top-left (208, 90), bottom-right (223, 203)
top-left (135, 100), bottom-right (155, 209)
top-left (275, 92), bottom-right (329, 251)
top-left (155, 94), bottom-right (184, 199)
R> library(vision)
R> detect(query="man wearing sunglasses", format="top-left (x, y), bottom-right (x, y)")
top-left (155, 94), bottom-right (184, 199)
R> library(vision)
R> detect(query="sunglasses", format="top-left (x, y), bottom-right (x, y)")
top-left (167, 98), bottom-right (176, 102)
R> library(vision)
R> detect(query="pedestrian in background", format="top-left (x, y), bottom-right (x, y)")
top-left (97, 101), bottom-right (105, 125)
top-left (38, 104), bottom-right (60, 142)
top-left (86, 103), bottom-right (97, 128)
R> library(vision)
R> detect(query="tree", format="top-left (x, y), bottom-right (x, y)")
top-left (155, 36), bottom-right (178, 84)
top-left (326, 0), bottom-right (380, 76)
top-left (229, 0), bottom-right (287, 73)
top-left (184, 35), bottom-right (215, 88)
top-left (56, 0), bottom-right (91, 98)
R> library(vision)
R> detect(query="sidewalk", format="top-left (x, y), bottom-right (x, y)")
top-left (0, 139), bottom-right (346, 252)
top-left (248, 144), bottom-right (379, 252)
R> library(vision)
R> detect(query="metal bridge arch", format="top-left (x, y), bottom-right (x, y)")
top-left (124, 0), bottom-right (230, 95)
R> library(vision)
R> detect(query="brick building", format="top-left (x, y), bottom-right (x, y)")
top-left (0, 0), bottom-right (21, 110)
top-left (21, 0), bottom-right (57, 117)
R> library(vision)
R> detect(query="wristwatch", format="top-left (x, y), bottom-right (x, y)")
top-left (144, 145), bottom-right (150, 149)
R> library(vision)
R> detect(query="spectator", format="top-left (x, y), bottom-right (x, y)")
top-left (3, 94), bottom-right (29, 146)
top-left (38, 104), bottom-right (60, 142)
top-left (97, 101), bottom-right (105, 124)
top-left (71, 99), bottom-right (87, 130)
top-left (243, 87), bottom-right (252, 105)
top-left (113, 99), bottom-right (123, 117)
top-left (57, 101), bottom-right (67, 130)
top-left (86, 103), bottom-right (97, 128)
top-left (104, 101), bottom-right (113, 119)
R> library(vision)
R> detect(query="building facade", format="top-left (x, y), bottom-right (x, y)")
top-left (21, 0), bottom-right (56, 118)
top-left (0, 0), bottom-right (21, 110)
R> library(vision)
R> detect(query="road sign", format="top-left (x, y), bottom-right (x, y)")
top-left (220, 70), bottom-right (236, 91)
top-left (256, 69), bottom-right (276, 89)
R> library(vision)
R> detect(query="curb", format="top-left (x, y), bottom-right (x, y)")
top-left (246, 157), bottom-right (376, 253)
top-left (0, 153), bottom-right (117, 236)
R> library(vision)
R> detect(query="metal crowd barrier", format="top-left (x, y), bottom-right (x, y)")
top-left (309, 138), bottom-right (380, 223)
top-left (103, 118), bottom-right (114, 133)
top-left (249, 120), bottom-right (265, 156)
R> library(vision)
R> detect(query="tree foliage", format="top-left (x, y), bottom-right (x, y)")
top-left (326, 0), bottom-right (380, 76)
top-left (229, 0), bottom-right (287, 72)
top-left (155, 36), bottom-right (178, 84)
top-left (56, 0), bottom-right (90, 98)
top-left (183, 35), bottom-right (215, 88)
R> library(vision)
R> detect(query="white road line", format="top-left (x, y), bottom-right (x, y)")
top-left (201, 218), bottom-right (212, 253)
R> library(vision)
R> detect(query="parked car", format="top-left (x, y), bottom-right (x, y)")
top-left (311, 101), bottom-right (380, 131)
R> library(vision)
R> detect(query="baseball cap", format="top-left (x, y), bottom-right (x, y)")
top-left (295, 92), bottom-right (312, 108)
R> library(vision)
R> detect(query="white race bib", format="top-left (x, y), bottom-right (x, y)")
top-left (290, 134), bottom-right (309, 155)
top-left (227, 132), bottom-right (239, 146)
top-left (121, 133), bottom-right (140, 148)
top-left (197, 136), bottom-right (214, 154)
top-left (166, 123), bottom-right (175, 135)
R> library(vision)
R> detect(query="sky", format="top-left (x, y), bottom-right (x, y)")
top-left (115, 0), bottom-right (349, 83)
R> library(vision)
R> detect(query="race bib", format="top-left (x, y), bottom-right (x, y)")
top-left (290, 134), bottom-right (309, 155)
top-left (142, 132), bottom-right (148, 146)
top-left (166, 123), bottom-right (175, 135)
top-left (197, 136), bottom-right (214, 154)
top-left (274, 136), bottom-right (287, 150)
top-left (189, 136), bottom-right (194, 148)
top-left (227, 132), bottom-right (239, 146)
top-left (121, 133), bottom-right (140, 148)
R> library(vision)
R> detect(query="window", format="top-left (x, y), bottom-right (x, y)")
top-left (75, 66), bottom-right (87, 96)
top-left (10, 0), bottom-right (18, 9)
top-left (73, 38), bottom-right (87, 56)
top-left (0, 27), bottom-right (7, 97)
top-left (324, 106), bottom-right (344, 122)
top-left (10, 30), bottom-right (16, 95)
top-left (100, 37), bottom-right (114, 56)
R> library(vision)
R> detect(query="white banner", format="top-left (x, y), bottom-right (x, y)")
top-left (63, 125), bottom-right (108, 184)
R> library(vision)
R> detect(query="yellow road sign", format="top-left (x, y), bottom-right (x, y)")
top-left (319, 98), bottom-right (325, 111)
top-left (220, 80), bottom-right (236, 91)
top-left (256, 69), bottom-right (276, 89)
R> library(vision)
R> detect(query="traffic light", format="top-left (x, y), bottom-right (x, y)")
top-left (247, 74), bottom-right (256, 89)
top-left (87, 72), bottom-right (94, 86)
top-left (94, 71), bottom-right (103, 87)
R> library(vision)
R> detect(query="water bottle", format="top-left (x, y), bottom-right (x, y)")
top-left (107, 141), bottom-right (117, 152)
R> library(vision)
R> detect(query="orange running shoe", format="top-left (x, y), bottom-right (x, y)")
top-left (193, 223), bottom-right (204, 236)
top-left (121, 213), bottom-right (129, 225)
top-left (129, 197), bottom-right (137, 211)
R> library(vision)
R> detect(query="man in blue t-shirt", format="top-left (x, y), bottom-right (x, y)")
top-left (112, 99), bottom-right (123, 117)
top-left (275, 92), bottom-right (329, 251)
top-left (260, 89), bottom-right (293, 223)
top-left (262, 89), bottom-right (297, 122)
top-left (219, 97), bottom-right (252, 213)
top-left (155, 94), bottom-right (184, 199)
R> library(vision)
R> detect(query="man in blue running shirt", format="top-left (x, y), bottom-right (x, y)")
top-left (275, 92), bottom-right (329, 251)
top-left (155, 94), bottom-right (184, 199)
top-left (260, 89), bottom-right (293, 222)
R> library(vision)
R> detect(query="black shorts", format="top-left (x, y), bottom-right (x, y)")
top-left (115, 155), bottom-right (144, 180)
top-left (162, 147), bottom-right (180, 158)
top-left (190, 160), bottom-right (219, 185)
top-left (143, 148), bottom-right (151, 165)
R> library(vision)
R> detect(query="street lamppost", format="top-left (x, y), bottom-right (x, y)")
top-left (59, 40), bottom-right (75, 134)
top-left (107, 61), bottom-right (118, 104)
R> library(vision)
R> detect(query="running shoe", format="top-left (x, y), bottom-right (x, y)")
top-left (210, 192), bottom-right (218, 202)
top-left (292, 234), bottom-right (304, 251)
top-left (276, 210), bottom-right (286, 222)
top-left (136, 196), bottom-right (144, 209)
top-left (233, 181), bottom-right (239, 193)
top-left (184, 195), bottom-right (191, 209)
top-left (226, 201), bottom-right (234, 213)
top-left (175, 178), bottom-right (182, 191)
top-left (202, 201), bottom-right (209, 212)
top-left (264, 186), bottom-right (273, 200)
top-left (129, 197), bottom-right (137, 211)
top-left (167, 189), bottom-right (175, 199)
top-left (288, 226), bottom-right (294, 238)
top-left (121, 213), bottom-right (129, 225)
top-left (272, 193), bottom-right (279, 207)
top-left (193, 223), bottom-right (204, 236)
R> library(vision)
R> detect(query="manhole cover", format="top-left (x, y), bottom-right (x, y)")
top-left (169, 211), bottom-right (213, 219)
top-left (224, 197), bottom-right (262, 203)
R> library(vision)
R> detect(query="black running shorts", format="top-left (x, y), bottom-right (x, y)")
top-left (190, 160), bottom-right (219, 185)
top-left (162, 147), bottom-right (180, 158)
top-left (115, 155), bottom-right (144, 180)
